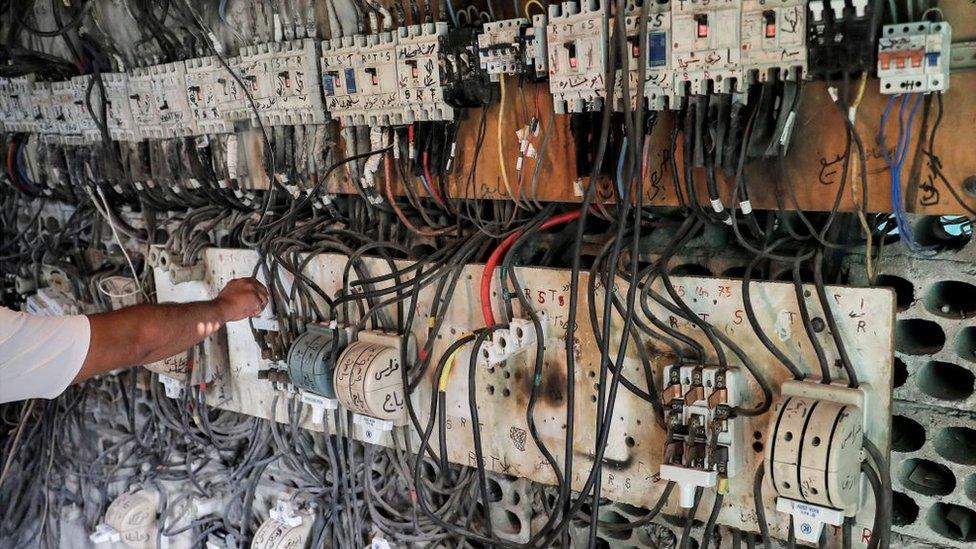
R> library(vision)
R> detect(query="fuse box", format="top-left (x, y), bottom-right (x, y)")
top-left (615, 4), bottom-right (674, 112)
top-left (232, 39), bottom-right (325, 127)
top-left (659, 364), bottom-right (744, 507)
top-left (671, 0), bottom-right (742, 96)
top-left (185, 57), bottom-right (235, 135)
top-left (547, 0), bottom-right (609, 113)
top-left (395, 23), bottom-right (454, 123)
top-left (741, 0), bottom-right (807, 82)
top-left (878, 21), bottom-right (951, 95)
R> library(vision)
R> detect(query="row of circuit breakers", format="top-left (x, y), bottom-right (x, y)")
top-left (0, 0), bottom-right (953, 142)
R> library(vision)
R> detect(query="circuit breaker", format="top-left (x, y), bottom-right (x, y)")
top-left (231, 39), bottom-right (325, 126)
top-left (766, 381), bottom-right (866, 544)
top-left (878, 21), bottom-right (951, 94)
top-left (395, 23), bottom-right (454, 123)
top-left (671, 0), bottom-right (742, 96)
top-left (185, 57), bottom-right (235, 134)
top-left (659, 364), bottom-right (744, 507)
top-left (546, 0), bottom-right (609, 113)
top-left (127, 68), bottom-right (162, 140)
top-left (320, 36), bottom-right (362, 125)
top-left (740, 0), bottom-right (807, 82)
top-left (98, 73), bottom-right (138, 141)
top-left (478, 17), bottom-right (548, 81)
top-left (616, 4), bottom-right (675, 112)
top-left (150, 61), bottom-right (197, 138)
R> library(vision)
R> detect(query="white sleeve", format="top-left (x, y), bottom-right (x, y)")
top-left (0, 307), bottom-right (91, 404)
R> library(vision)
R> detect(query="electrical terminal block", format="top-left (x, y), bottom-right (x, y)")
top-left (185, 57), bottom-right (235, 135)
top-left (394, 23), bottom-right (454, 123)
top-left (766, 380), bottom-right (868, 544)
top-left (671, 0), bottom-right (743, 96)
top-left (546, 0), bottom-right (609, 114)
top-left (615, 4), bottom-right (675, 113)
top-left (878, 21), bottom-right (951, 95)
top-left (477, 313), bottom-right (549, 368)
top-left (232, 39), bottom-right (325, 126)
top-left (89, 523), bottom-right (121, 544)
top-left (740, 0), bottom-right (807, 83)
top-left (127, 68), bottom-right (162, 140)
top-left (660, 364), bottom-right (743, 507)
top-left (146, 245), bottom-right (206, 284)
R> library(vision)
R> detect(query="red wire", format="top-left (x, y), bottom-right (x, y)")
top-left (480, 210), bottom-right (583, 326)
top-left (421, 151), bottom-right (444, 203)
top-left (6, 143), bottom-right (17, 182)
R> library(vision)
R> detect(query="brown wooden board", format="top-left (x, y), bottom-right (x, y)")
top-left (325, 72), bottom-right (976, 216)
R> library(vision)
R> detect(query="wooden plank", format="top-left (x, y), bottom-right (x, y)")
top-left (339, 72), bottom-right (976, 215)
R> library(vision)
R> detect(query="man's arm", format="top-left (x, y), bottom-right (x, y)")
top-left (75, 278), bottom-right (268, 382)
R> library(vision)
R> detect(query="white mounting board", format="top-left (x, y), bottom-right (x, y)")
top-left (153, 248), bottom-right (894, 546)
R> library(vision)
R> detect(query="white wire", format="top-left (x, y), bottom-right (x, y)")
top-left (87, 185), bottom-right (147, 300)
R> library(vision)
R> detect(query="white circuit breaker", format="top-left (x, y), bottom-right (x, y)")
top-left (766, 381), bottom-right (867, 544)
top-left (127, 68), bottom-right (162, 140)
top-left (98, 73), bottom-right (138, 141)
top-left (671, 0), bottom-right (742, 96)
top-left (478, 17), bottom-right (548, 81)
top-left (185, 57), bottom-right (235, 135)
top-left (878, 21), bottom-right (951, 94)
top-left (740, 0), bottom-right (807, 82)
top-left (149, 61), bottom-right (197, 138)
top-left (395, 23), bottom-right (454, 123)
top-left (232, 39), bottom-right (325, 126)
top-left (616, 4), bottom-right (675, 112)
top-left (547, 0), bottom-right (609, 113)
top-left (320, 36), bottom-right (361, 124)
top-left (659, 364), bottom-right (744, 507)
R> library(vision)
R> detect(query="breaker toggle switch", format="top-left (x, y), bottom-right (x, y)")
top-left (564, 41), bottom-right (578, 69)
top-left (762, 11), bottom-right (776, 39)
top-left (695, 14), bottom-right (709, 38)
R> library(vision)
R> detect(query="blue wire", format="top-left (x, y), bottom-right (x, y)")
top-left (881, 94), bottom-right (928, 252)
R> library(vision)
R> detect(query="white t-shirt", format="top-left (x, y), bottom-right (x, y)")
top-left (0, 307), bottom-right (91, 404)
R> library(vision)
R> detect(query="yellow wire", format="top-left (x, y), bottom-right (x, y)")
top-left (523, 0), bottom-right (545, 18)
top-left (497, 74), bottom-right (516, 202)
top-left (438, 333), bottom-right (472, 392)
top-left (848, 73), bottom-right (875, 284)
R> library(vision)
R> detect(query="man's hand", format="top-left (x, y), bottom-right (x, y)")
top-left (215, 278), bottom-right (269, 322)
